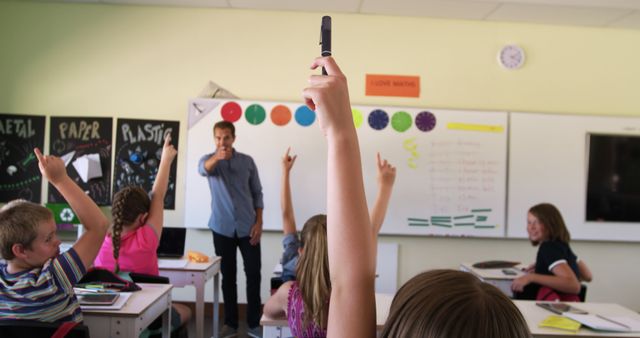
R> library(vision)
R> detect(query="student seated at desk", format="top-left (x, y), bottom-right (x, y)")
top-left (382, 269), bottom-right (531, 337)
top-left (0, 148), bottom-right (109, 323)
top-left (302, 56), bottom-right (531, 338)
top-left (511, 203), bottom-right (593, 301)
top-left (263, 147), bottom-right (396, 337)
top-left (93, 135), bottom-right (192, 334)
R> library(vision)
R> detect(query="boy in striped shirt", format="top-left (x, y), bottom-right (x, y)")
top-left (0, 148), bottom-right (109, 322)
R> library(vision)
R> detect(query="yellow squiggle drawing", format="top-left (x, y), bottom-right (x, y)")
top-left (403, 137), bottom-right (419, 169)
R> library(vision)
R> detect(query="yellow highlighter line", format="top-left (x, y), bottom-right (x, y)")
top-left (447, 122), bottom-right (504, 133)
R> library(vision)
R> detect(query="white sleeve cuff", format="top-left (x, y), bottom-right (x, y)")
top-left (548, 259), bottom-right (568, 271)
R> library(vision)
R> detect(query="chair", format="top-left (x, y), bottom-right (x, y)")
top-left (129, 271), bottom-right (170, 284)
top-left (271, 276), bottom-right (284, 295)
top-left (578, 284), bottom-right (588, 302)
top-left (0, 320), bottom-right (90, 338)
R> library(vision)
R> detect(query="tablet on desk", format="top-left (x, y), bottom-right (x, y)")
top-left (536, 302), bottom-right (588, 315)
top-left (78, 293), bottom-right (120, 306)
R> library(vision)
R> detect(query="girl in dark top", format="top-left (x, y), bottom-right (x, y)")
top-left (512, 203), bottom-right (593, 301)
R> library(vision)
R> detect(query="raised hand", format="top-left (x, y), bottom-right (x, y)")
top-left (282, 147), bottom-right (297, 174)
top-left (161, 133), bottom-right (178, 163)
top-left (34, 148), bottom-right (68, 185)
top-left (302, 56), bottom-right (353, 137)
top-left (376, 152), bottom-right (396, 188)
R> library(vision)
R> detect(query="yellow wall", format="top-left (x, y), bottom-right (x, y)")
top-left (2, 1), bottom-right (640, 310)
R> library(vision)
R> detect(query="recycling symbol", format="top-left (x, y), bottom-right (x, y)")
top-left (60, 208), bottom-right (75, 222)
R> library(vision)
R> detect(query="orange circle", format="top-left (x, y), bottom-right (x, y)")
top-left (271, 105), bottom-right (292, 126)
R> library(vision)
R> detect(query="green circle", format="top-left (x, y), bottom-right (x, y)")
top-left (245, 104), bottom-right (266, 125)
top-left (391, 111), bottom-right (412, 132)
top-left (352, 108), bottom-right (363, 128)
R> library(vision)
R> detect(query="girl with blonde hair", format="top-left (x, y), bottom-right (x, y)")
top-left (263, 147), bottom-right (395, 337)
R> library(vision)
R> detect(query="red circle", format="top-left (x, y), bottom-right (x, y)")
top-left (221, 101), bottom-right (242, 122)
top-left (271, 105), bottom-right (292, 126)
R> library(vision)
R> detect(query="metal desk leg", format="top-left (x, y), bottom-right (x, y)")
top-left (194, 275), bottom-right (205, 338)
top-left (162, 306), bottom-right (172, 338)
top-left (213, 272), bottom-right (220, 338)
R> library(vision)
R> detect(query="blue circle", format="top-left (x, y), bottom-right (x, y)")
top-left (295, 106), bottom-right (316, 127)
top-left (368, 109), bottom-right (389, 130)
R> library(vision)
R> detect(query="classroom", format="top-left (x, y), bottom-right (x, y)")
top-left (1, 0), bottom-right (640, 335)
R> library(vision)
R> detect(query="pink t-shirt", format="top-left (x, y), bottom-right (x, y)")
top-left (94, 224), bottom-right (160, 275)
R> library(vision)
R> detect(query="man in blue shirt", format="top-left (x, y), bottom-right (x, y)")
top-left (198, 121), bottom-right (264, 338)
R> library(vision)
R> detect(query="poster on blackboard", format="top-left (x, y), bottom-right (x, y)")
top-left (49, 117), bottom-right (113, 205)
top-left (113, 118), bottom-right (179, 209)
top-left (0, 113), bottom-right (46, 203)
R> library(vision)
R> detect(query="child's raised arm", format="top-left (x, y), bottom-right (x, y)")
top-left (281, 147), bottom-right (297, 235)
top-left (147, 134), bottom-right (178, 239)
top-left (303, 56), bottom-right (376, 338)
top-left (370, 152), bottom-right (396, 238)
top-left (34, 148), bottom-right (108, 270)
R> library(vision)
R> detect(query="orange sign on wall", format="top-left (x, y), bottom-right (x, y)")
top-left (365, 74), bottom-right (420, 98)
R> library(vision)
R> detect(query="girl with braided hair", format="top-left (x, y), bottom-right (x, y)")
top-left (94, 134), bottom-right (192, 330)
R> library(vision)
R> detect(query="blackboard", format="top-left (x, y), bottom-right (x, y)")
top-left (0, 113), bottom-right (46, 203)
top-left (184, 99), bottom-right (508, 237)
top-left (113, 118), bottom-right (179, 209)
top-left (508, 112), bottom-right (640, 242)
top-left (48, 116), bottom-right (113, 206)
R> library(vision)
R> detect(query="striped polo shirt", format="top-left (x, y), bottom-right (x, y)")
top-left (0, 248), bottom-right (86, 323)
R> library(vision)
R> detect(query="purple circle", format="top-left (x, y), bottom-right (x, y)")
top-left (415, 111), bottom-right (437, 132)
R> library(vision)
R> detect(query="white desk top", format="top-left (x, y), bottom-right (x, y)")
top-left (460, 262), bottom-right (525, 280)
top-left (515, 300), bottom-right (640, 337)
top-left (81, 283), bottom-right (172, 317)
top-left (158, 256), bottom-right (221, 272)
top-left (261, 293), bottom-right (394, 329)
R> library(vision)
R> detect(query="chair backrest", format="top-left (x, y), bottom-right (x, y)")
top-left (128, 271), bottom-right (170, 284)
top-left (579, 284), bottom-right (588, 302)
top-left (0, 320), bottom-right (90, 338)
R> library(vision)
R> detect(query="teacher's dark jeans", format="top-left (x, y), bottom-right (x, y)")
top-left (212, 231), bottom-right (262, 329)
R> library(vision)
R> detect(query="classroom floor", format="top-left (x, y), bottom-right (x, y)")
top-left (182, 303), bottom-right (256, 338)
top-left (185, 320), bottom-right (252, 338)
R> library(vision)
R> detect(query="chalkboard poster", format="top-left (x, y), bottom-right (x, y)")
top-left (0, 113), bottom-right (46, 203)
top-left (49, 117), bottom-right (113, 205)
top-left (113, 118), bottom-right (179, 209)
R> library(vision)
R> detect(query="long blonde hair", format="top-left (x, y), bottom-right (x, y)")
top-left (296, 214), bottom-right (330, 330)
top-left (110, 186), bottom-right (150, 273)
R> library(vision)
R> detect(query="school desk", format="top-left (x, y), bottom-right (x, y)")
top-left (460, 262), bottom-right (524, 297)
top-left (515, 300), bottom-right (640, 337)
top-left (159, 256), bottom-right (221, 338)
top-left (259, 293), bottom-right (393, 338)
top-left (82, 283), bottom-right (173, 338)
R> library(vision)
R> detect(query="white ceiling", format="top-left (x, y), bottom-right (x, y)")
top-left (22, 0), bottom-right (640, 30)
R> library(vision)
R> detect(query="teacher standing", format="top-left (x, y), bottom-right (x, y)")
top-left (198, 121), bottom-right (263, 337)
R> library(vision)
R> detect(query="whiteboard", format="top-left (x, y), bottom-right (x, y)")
top-left (508, 112), bottom-right (640, 241)
top-left (184, 99), bottom-right (508, 238)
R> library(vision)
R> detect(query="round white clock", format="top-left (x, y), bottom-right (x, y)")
top-left (498, 44), bottom-right (525, 70)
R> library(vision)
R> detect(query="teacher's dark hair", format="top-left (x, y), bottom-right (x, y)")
top-left (213, 121), bottom-right (235, 138)
top-left (381, 269), bottom-right (531, 338)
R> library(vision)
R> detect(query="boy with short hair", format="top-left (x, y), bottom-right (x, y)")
top-left (0, 148), bottom-right (109, 322)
